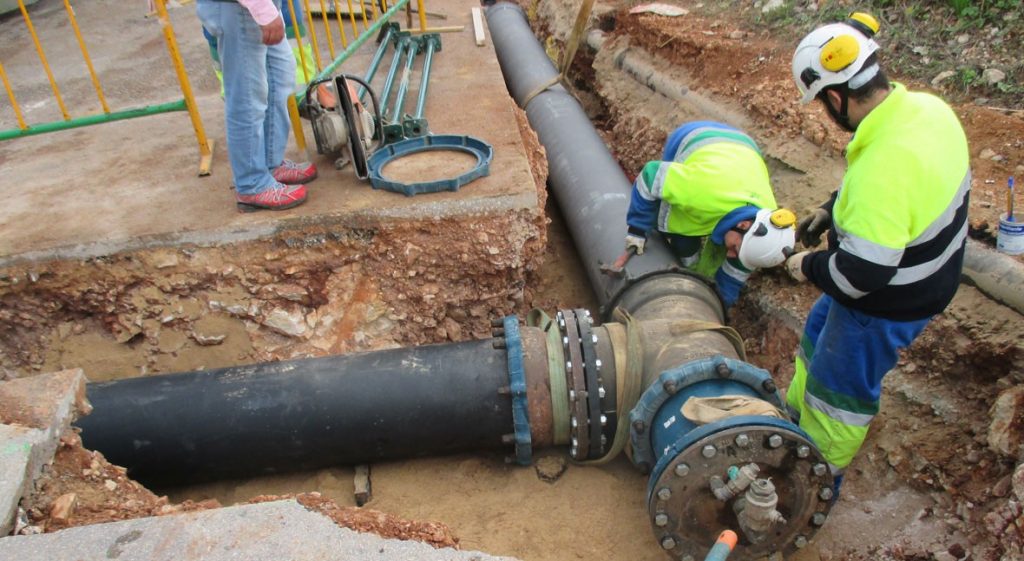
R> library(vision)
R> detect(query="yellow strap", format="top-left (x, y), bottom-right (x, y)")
top-left (519, 74), bottom-right (561, 108)
top-left (559, 0), bottom-right (595, 77)
top-left (578, 308), bottom-right (644, 466)
top-left (667, 319), bottom-right (748, 362)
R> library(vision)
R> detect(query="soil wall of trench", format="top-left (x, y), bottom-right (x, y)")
top-left (0, 109), bottom-right (551, 382)
top-left (531, 1), bottom-right (1024, 559)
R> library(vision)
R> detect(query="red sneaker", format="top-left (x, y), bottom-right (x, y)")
top-left (236, 183), bottom-right (308, 213)
top-left (272, 159), bottom-right (318, 185)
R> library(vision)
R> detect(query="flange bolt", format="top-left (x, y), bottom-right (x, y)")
top-left (795, 535), bottom-right (808, 549)
top-left (812, 512), bottom-right (827, 526)
top-left (768, 434), bottom-right (783, 448)
top-left (716, 363), bottom-right (731, 377)
top-left (702, 445), bottom-right (717, 458)
top-left (663, 380), bottom-right (678, 394)
top-left (735, 433), bottom-right (751, 448)
top-left (797, 445), bottom-right (810, 458)
top-left (657, 487), bottom-right (672, 501)
top-left (819, 487), bottom-right (834, 501)
top-left (813, 463), bottom-right (828, 477)
top-left (654, 513), bottom-right (668, 527)
top-left (674, 463), bottom-right (690, 477)
top-left (762, 379), bottom-right (777, 393)
top-left (660, 537), bottom-right (676, 550)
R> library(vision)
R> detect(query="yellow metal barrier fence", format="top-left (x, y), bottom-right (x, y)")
top-left (0, 0), bottom-right (214, 176)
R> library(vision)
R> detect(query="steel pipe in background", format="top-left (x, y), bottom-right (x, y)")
top-left (78, 331), bottom-right (552, 485)
top-left (486, 2), bottom-right (689, 317)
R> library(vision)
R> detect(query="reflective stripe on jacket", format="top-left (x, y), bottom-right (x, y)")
top-left (801, 83), bottom-right (970, 321)
top-left (626, 125), bottom-right (776, 237)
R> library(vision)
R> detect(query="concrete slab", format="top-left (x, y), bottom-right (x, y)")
top-left (0, 0), bottom-right (536, 265)
top-left (0, 499), bottom-right (521, 560)
top-left (0, 369), bottom-right (88, 534)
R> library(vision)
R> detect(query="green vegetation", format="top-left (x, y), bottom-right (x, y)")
top-left (716, 0), bottom-right (1024, 108)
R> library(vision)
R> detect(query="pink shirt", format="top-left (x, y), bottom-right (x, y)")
top-left (237, 0), bottom-right (281, 26)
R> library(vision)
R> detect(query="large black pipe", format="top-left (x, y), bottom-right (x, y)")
top-left (78, 339), bottom-right (513, 484)
top-left (486, 3), bottom-right (683, 315)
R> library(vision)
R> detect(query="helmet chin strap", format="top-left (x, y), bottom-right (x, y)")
top-left (819, 85), bottom-right (856, 132)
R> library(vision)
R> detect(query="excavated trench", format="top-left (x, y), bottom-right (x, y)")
top-left (6, 3), bottom-right (1024, 561)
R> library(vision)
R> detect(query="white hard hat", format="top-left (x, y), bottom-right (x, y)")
top-left (738, 209), bottom-right (796, 270)
top-left (792, 14), bottom-right (881, 104)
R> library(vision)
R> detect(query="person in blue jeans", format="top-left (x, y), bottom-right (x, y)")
top-left (202, 0), bottom-right (316, 97)
top-left (196, 0), bottom-right (318, 212)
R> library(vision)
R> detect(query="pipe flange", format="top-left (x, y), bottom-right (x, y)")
top-left (628, 355), bottom-right (783, 471)
top-left (366, 134), bottom-right (493, 196)
top-left (573, 308), bottom-right (604, 458)
top-left (558, 310), bottom-right (590, 460)
top-left (646, 417), bottom-right (833, 561)
top-left (503, 315), bottom-right (532, 465)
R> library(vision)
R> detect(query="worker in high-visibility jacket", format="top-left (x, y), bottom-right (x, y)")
top-left (624, 121), bottom-right (796, 309)
top-left (784, 13), bottom-right (970, 495)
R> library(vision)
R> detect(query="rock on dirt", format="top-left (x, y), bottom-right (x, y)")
top-left (48, 493), bottom-right (77, 523)
top-left (534, 456), bottom-right (568, 483)
top-left (982, 68), bottom-right (1007, 85)
top-left (989, 386), bottom-right (1024, 458)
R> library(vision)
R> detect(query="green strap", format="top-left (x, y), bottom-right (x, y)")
top-left (526, 309), bottom-right (570, 445)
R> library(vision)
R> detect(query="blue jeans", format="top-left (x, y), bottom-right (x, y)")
top-left (197, 0), bottom-right (295, 195)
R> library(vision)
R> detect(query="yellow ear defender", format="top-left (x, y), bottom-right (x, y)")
top-left (847, 12), bottom-right (880, 37)
top-left (770, 209), bottom-right (797, 229)
top-left (819, 35), bottom-right (860, 72)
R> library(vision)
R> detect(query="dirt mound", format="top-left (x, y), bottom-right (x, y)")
top-left (18, 429), bottom-right (218, 534)
top-left (250, 493), bottom-right (460, 549)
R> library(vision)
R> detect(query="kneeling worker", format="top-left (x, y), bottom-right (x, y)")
top-left (624, 121), bottom-right (796, 309)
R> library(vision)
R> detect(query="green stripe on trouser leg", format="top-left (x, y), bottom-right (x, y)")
top-left (786, 295), bottom-right (930, 472)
